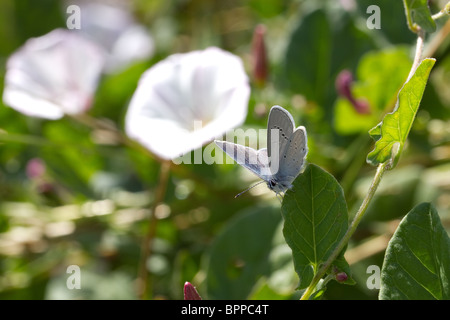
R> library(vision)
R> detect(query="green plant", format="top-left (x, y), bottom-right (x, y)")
top-left (281, 0), bottom-right (449, 300)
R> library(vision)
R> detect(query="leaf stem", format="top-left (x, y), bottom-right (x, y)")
top-left (300, 162), bottom-right (388, 300)
top-left (137, 160), bottom-right (171, 300)
top-left (403, 0), bottom-right (419, 33)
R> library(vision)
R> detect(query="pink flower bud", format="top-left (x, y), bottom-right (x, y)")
top-left (184, 282), bottom-right (202, 300)
top-left (335, 272), bottom-right (348, 283)
top-left (26, 158), bottom-right (46, 179)
top-left (26, 158), bottom-right (53, 193)
top-left (335, 70), bottom-right (370, 114)
top-left (251, 24), bottom-right (268, 87)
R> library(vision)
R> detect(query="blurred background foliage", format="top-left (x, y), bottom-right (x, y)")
top-left (0, 0), bottom-right (449, 300)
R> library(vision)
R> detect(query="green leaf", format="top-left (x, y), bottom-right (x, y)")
top-left (367, 58), bottom-right (435, 168)
top-left (380, 203), bottom-right (450, 300)
top-left (284, 9), bottom-right (331, 103)
top-left (205, 206), bottom-right (282, 299)
top-left (403, 0), bottom-right (436, 33)
top-left (283, 8), bottom-right (374, 105)
top-left (281, 164), bottom-right (350, 289)
top-left (368, 123), bottom-right (382, 142)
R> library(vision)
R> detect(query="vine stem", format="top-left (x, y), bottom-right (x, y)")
top-left (432, 1), bottom-right (450, 21)
top-left (407, 28), bottom-right (425, 82)
top-left (300, 162), bottom-right (387, 300)
top-left (137, 160), bottom-right (171, 300)
top-left (301, 11), bottom-right (428, 300)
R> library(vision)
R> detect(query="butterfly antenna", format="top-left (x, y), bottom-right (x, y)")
top-left (275, 192), bottom-right (284, 204)
top-left (235, 180), bottom-right (266, 198)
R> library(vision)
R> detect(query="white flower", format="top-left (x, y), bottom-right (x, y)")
top-left (74, 1), bottom-right (154, 73)
top-left (125, 47), bottom-right (250, 160)
top-left (2, 29), bottom-right (104, 120)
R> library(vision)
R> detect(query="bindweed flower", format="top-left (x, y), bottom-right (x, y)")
top-left (183, 282), bottom-right (202, 300)
top-left (3, 29), bottom-right (104, 119)
top-left (72, 1), bottom-right (154, 73)
top-left (339, 0), bottom-right (356, 11)
top-left (125, 47), bottom-right (250, 160)
top-left (335, 69), bottom-right (370, 114)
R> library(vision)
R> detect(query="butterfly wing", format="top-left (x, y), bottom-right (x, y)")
top-left (276, 126), bottom-right (308, 186)
top-left (215, 140), bottom-right (271, 181)
top-left (267, 106), bottom-right (295, 174)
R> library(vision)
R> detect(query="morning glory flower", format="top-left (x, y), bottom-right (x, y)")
top-left (125, 47), bottom-right (250, 160)
top-left (2, 29), bottom-right (104, 119)
top-left (73, 1), bottom-right (154, 73)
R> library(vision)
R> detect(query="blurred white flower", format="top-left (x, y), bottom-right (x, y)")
top-left (73, 1), bottom-right (154, 73)
top-left (125, 47), bottom-right (250, 160)
top-left (3, 29), bottom-right (104, 120)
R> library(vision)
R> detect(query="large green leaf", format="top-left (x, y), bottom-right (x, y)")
top-left (366, 58), bottom-right (435, 168)
top-left (283, 8), bottom-right (374, 106)
top-left (380, 203), bottom-right (450, 300)
top-left (403, 0), bottom-right (436, 33)
top-left (281, 164), bottom-right (350, 289)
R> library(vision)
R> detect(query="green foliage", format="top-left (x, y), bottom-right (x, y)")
top-left (283, 8), bottom-right (374, 109)
top-left (281, 164), bottom-right (350, 289)
top-left (403, 0), bottom-right (436, 33)
top-left (205, 206), bottom-right (288, 299)
top-left (0, 0), bottom-right (448, 301)
top-left (367, 58), bottom-right (436, 168)
top-left (334, 48), bottom-right (412, 135)
top-left (380, 203), bottom-right (450, 300)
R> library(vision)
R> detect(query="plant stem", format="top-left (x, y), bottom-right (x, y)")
top-left (432, 2), bottom-right (450, 20)
top-left (407, 29), bottom-right (425, 82)
top-left (300, 162), bottom-right (388, 300)
top-left (137, 160), bottom-right (171, 300)
top-left (432, 11), bottom-right (446, 20)
top-left (301, 17), bottom-right (427, 299)
top-left (403, 0), bottom-right (418, 33)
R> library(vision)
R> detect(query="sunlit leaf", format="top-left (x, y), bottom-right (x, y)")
top-left (367, 58), bottom-right (435, 168)
top-left (281, 164), bottom-right (350, 289)
top-left (380, 202), bottom-right (450, 300)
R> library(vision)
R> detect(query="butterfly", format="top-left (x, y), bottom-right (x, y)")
top-left (215, 105), bottom-right (308, 198)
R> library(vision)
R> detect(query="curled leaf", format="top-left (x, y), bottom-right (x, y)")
top-left (367, 58), bottom-right (435, 168)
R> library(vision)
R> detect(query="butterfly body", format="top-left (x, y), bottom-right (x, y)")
top-left (215, 105), bottom-right (308, 196)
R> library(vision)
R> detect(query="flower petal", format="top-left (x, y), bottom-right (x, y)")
top-left (76, 2), bottom-right (154, 73)
top-left (3, 29), bottom-right (104, 119)
top-left (125, 47), bottom-right (250, 160)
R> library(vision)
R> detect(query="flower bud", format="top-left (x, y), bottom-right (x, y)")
top-left (251, 24), bottom-right (268, 87)
top-left (26, 158), bottom-right (46, 179)
top-left (335, 272), bottom-right (348, 283)
top-left (335, 69), bottom-right (370, 114)
top-left (184, 282), bottom-right (202, 300)
top-left (26, 158), bottom-right (53, 193)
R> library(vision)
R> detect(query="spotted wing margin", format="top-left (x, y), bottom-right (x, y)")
top-left (277, 126), bottom-right (308, 181)
top-left (215, 140), bottom-right (271, 181)
top-left (267, 106), bottom-right (295, 173)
